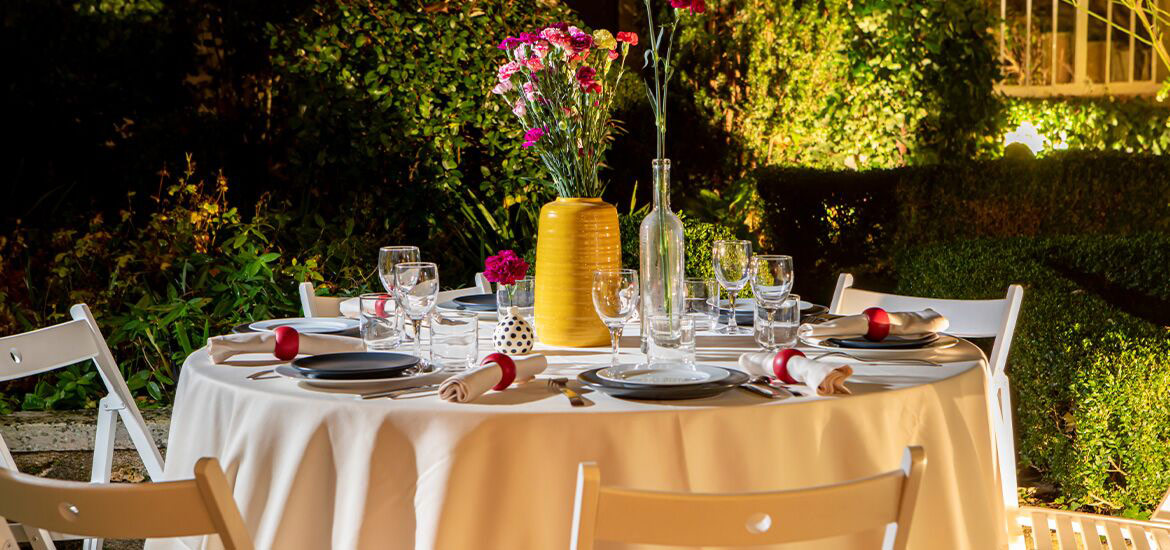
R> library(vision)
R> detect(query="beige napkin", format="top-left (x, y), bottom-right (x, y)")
top-left (438, 354), bottom-right (548, 402)
top-left (798, 308), bottom-right (949, 340)
top-left (207, 332), bottom-right (365, 363)
top-left (739, 351), bottom-right (853, 396)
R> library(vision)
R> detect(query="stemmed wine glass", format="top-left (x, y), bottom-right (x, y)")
top-left (712, 240), bottom-right (753, 335)
top-left (378, 246), bottom-right (420, 339)
top-left (750, 255), bottom-right (794, 349)
top-left (378, 246), bottom-right (420, 293)
top-left (394, 262), bottom-right (439, 359)
top-left (592, 269), bottom-right (639, 366)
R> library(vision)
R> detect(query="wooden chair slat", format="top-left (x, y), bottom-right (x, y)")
top-left (1152, 528), bottom-right (1170, 549)
top-left (1104, 521), bottom-right (1128, 550)
top-left (1054, 515), bottom-right (1079, 548)
top-left (1081, 518), bottom-right (1105, 550)
top-left (1031, 511), bottom-right (1054, 550)
top-left (1132, 526), bottom-right (1153, 550)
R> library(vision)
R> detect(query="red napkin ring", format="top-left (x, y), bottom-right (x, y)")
top-left (863, 307), bottom-right (890, 342)
top-left (273, 326), bottom-right (300, 361)
top-left (375, 295), bottom-right (393, 318)
top-left (483, 353), bottom-right (517, 390)
top-left (772, 349), bottom-right (804, 384)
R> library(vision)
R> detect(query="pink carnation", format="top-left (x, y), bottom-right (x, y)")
top-left (607, 49), bottom-right (619, 61)
top-left (531, 40), bottom-right (550, 59)
top-left (524, 57), bottom-right (544, 72)
top-left (521, 127), bottom-right (544, 148)
top-left (670, 0), bottom-right (706, 12)
top-left (484, 250), bottom-right (530, 286)
top-left (497, 61), bottom-right (521, 82)
top-left (512, 98), bottom-right (526, 117)
top-left (491, 79), bottom-right (514, 95)
top-left (541, 28), bottom-right (571, 49)
top-left (523, 81), bottom-right (539, 101)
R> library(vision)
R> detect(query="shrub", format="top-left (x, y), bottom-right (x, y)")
top-left (1004, 97), bottom-right (1170, 156)
top-left (677, 0), bottom-right (1002, 171)
top-left (267, 0), bottom-right (578, 282)
top-left (753, 151), bottom-right (1170, 301)
top-left (895, 234), bottom-right (1170, 516)
top-left (0, 156), bottom-right (378, 413)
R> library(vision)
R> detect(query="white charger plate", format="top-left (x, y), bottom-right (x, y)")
top-left (800, 333), bottom-right (959, 355)
top-left (273, 361), bottom-right (444, 390)
top-left (596, 364), bottom-right (730, 386)
top-left (249, 317), bottom-right (359, 334)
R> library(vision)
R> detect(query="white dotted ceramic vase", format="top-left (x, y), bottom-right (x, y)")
top-left (493, 306), bottom-right (535, 355)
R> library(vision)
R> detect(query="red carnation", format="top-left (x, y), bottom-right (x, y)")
top-left (616, 32), bottom-right (639, 46)
top-left (484, 250), bottom-right (530, 287)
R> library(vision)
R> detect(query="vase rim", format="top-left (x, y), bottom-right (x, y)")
top-left (555, 197), bottom-right (607, 203)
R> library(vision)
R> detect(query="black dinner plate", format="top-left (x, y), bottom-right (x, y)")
top-left (452, 293), bottom-right (497, 311)
top-left (826, 333), bottom-right (940, 350)
top-left (230, 321), bottom-right (361, 338)
top-left (290, 352), bottom-right (421, 380)
top-left (578, 367), bottom-right (749, 400)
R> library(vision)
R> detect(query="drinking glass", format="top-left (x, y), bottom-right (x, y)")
top-left (712, 240), bottom-right (753, 335)
top-left (395, 262), bottom-right (440, 359)
top-left (359, 293), bottom-right (401, 350)
top-left (378, 246), bottom-right (420, 293)
top-left (755, 294), bottom-right (801, 350)
top-left (496, 277), bottom-right (535, 325)
top-left (684, 278), bottom-right (716, 331)
top-left (591, 269), bottom-right (639, 366)
top-left (750, 255), bottom-right (794, 348)
top-left (430, 310), bottom-right (479, 370)
top-left (378, 246), bottom-right (420, 339)
top-left (648, 314), bottom-right (696, 366)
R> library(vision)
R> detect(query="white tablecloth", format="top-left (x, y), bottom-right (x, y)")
top-left (146, 324), bottom-right (1006, 550)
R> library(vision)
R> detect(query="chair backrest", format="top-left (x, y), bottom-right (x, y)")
top-left (830, 273), bottom-right (1024, 511)
top-left (571, 447), bottom-right (925, 549)
top-left (298, 282), bottom-right (343, 317)
top-left (0, 457), bottom-right (253, 550)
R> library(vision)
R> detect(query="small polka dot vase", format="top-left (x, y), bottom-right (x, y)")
top-left (493, 306), bottom-right (535, 355)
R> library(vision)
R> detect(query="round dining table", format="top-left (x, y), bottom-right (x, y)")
top-left (145, 321), bottom-right (1006, 550)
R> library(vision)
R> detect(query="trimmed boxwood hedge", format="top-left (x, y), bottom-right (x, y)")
top-left (895, 234), bottom-right (1170, 516)
top-left (753, 151), bottom-right (1170, 302)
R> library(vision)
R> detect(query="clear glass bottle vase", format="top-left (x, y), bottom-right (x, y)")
top-left (638, 159), bottom-right (686, 354)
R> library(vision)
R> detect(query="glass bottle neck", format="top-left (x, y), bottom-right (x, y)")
top-left (652, 160), bottom-right (671, 211)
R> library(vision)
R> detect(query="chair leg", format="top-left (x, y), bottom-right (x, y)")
top-left (91, 396), bottom-right (118, 484)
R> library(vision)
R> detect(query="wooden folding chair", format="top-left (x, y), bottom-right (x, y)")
top-left (0, 304), bottom-right (166, 550)
top-left (830, 274), bottom-right (1024, 515)
top-left (299, 274), bottom-right (492, 317)
top-left (0, 457), bottom-right (252, 550)
top-left (571, 446), bottom-right (926, 549)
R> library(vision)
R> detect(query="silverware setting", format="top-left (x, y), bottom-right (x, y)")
top-left (739, 376), bottom-right (794, 399)
top-left (811, 351), bottom-right (942, 367)
top-left (246, 370), bottom-right (277, 380)
top-left (547, 377), bottom-right (588, 407)
top-left (360, 384), bottom-right (442, 400)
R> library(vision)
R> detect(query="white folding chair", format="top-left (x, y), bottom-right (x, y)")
top-left (299, 274), bottom-right (492, 317)
top-left (0, 304), bottom-right (166, 550)
top-left (571, 446), bottom-right (926, 549)
top-left (0, 457), bottom-right (253, 550)
top-left (830, 274), bottom-right (1025, 538)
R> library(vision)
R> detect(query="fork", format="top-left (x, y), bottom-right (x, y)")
top-left (246, 369), bottom-right (277, 380)
top-left (360, 384), bottom-right (442, 400)
top-left (811, 351), bottom-right (942, 367)
top-left (547, 378), bottom-right (588, 407)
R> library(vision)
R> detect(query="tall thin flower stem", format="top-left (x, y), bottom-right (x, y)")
top-left (643, 0), bottom-right (681, 316)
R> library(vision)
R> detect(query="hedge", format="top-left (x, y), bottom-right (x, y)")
top-left (895, 234), bottom-right (1170, 516)
top-left (753, 151), bottom-right (1170, 302)
top-left (1005, 97), bottom-right (1170, 156)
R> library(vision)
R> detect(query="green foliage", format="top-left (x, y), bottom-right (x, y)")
top-left (0, 156), bottom-right (378, 413)
top-left (752, 151), bottom-right (1170, 300)
top-left (895, 235), bottom-right (1170, 515)
top-left (677, 0), bottom-right (1002, 171)
top-left (617, 208), bottom-right (745, 295)
top-left (267, 0), bottom-right (577, 279)
top-left (1003, 98), bottom-right (1170, 156)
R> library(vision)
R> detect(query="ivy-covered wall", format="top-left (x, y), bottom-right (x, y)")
top-left (677, 0), bottom-right (1003, 172)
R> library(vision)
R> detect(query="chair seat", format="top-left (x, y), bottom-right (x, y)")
top-left (1014, 506), bottom-right (1170, 549)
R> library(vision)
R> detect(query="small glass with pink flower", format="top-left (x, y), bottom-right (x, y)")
top-left (496, 277), bottom-right (534, 325)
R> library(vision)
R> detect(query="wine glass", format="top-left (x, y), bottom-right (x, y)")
top-left (378, 246), bottom-right (420, 293)
top-left (751, 255), bottom-right (795, 349)
top-left (592, 269), bottom-right (639, 366)
top-left (394, 262), bottom-right (439, 359)
top-left (712, 240), bottom-right (753, 335)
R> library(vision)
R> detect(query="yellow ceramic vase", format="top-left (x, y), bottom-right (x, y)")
top-left (534, 198), bottom-right (621, 347)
